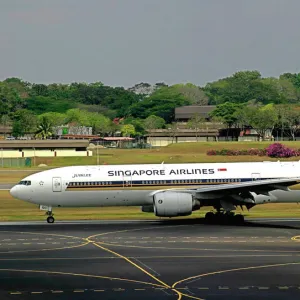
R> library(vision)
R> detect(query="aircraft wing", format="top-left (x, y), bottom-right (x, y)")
top-left (151, 177), bottom-right (300, 206)
top-left (193, 177), bottom-right (300, 196)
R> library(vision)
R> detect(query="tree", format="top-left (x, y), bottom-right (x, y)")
top-left (241, 105), bottom-right (278, 140)
top-left (204, 70), bottom-right (282, 105)
top-left (280, 73), bottom-right (300, 89)
top-left (129, 86), bottom-right (189, 123)
top-left (121, 117), bottom-right (145, 136)
top-left (278, 78), bottom-right (299, 103)
top-left (172, 83), bottom-right (209, 105)
top-left (38, 112), bottom-right (67, 127)
top-left (0, 115), bottom-right (11, 137)
top-left (13, 109), bottom-right (37, 135)
top-left (65, 108), bottom-right (89, 126)
top-left (25, 96), bottom-right (75, 114)
top-left (86, 112), bottom-right (112, 135)
top-left (276, 105), bottom-right (300, 140)
top-left (144, 115), bottom-right (166, 131)
top-left (35, 116), bottom-right (53, 139)
top-left (209, 102), bottom-right (242, 139)
top-left (143, 115), bottom-right (165, 144)
top-left (0, 81), bottom-right (25, 116)
top-left (187, 113), bottom-right (206, 141)
top-left (167, 122), bottom-right (179, 144)
top-left (12, 121), bottom-right (25, 138)
top-left (128, 82), bottom-right (155, 96)
top-left (254, 105), bottom-right (278, 140)
top-left (121, 124), bottom-right (136, 137)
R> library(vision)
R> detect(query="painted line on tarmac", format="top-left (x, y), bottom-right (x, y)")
top-left (0, 268), bottom-right (165, 288)
top-left (0, 230), bottom-right (89, 254)
top-left (94, 240), bottom-right (300, 254)
top-left (8, 286), bottom-right (299, 295)
top-left (291, 235), bottom-right (300, 242)
top-left (86, 225), bottom-right (204, 300)
top-left (1, 253), bottom-right (300, 262)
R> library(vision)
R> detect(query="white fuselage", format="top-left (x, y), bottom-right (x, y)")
top-left (10, 161), bottom-right (300, 208)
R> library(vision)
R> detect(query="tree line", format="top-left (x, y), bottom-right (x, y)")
top-left (1, 70), bottom-right (300, 139)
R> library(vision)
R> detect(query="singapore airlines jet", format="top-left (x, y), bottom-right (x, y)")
top-left (9, 161), bottom-right (300, 224)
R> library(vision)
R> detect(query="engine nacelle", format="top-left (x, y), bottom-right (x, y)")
top-left (153, 191), bottom-right (193, 217)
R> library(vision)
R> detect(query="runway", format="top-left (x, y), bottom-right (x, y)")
top-left (0, 219), bottom-right (299, 299)
top-left (0, 184), bottom-right (13, 190)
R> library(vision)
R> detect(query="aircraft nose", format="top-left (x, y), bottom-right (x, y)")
top-left (10, 186), bottom-right (19, 199)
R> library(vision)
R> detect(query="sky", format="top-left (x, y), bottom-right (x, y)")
top-left (1, 0), bottom-right (300, 87)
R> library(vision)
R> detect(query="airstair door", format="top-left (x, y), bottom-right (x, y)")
top-left (52, 177), bottom-right (62, 192)
top-left (251, 173), bottom-right (261, 181)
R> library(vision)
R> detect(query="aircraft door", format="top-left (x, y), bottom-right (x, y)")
top-left (251, 173), bottom-right (261, 181)
top-left (52, 177), bottom-right (62, 192)
top-left (122, 175), bottom-right (132, 188)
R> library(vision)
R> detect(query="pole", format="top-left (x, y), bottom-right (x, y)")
top-left (97, 141), bottom-right (99, 165)
top-left (33, 147), bottom-right (36, 167)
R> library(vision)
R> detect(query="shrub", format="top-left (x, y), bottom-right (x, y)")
top-left (266, 143), bottom-right (296, 158)
top-left (206, 143), bottom-right (296, 158)
top-left (207, 150), bottom-right (217, 156)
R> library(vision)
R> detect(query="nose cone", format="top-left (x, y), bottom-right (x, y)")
top-left (10, 186), bottom-right (19, 199)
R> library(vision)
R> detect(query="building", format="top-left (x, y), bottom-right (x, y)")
top-left (54, 125), bottom-right (93, 136)
top-left (0, 125), bottom-right (12, 138)
top-left (146, 129), bottom-right (219, 147)
top-left (0, 140), bottom-right (92, 158)
top-left (175, 105), bottom-right (216, 122)
top-left (90, 137), bottom-right (135, 148)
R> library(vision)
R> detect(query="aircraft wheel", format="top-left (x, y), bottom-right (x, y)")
top-left (47, 216), bottom-right (55, 224)
top-left (205, 212), bottom-right (215, 223)
top-left (234, 214), bottom-right (244, 225)
top-left (220, 213), bottom-right (230, 225)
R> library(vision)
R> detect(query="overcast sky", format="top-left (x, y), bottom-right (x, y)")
top-left (1, 0), bottom-right (300, 87)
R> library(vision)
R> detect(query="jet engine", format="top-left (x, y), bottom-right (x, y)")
top-left (153, 191), bottom-right (193, 217)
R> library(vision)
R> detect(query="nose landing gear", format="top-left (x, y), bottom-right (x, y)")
top-left (46, 209), bottom-right (55, 224)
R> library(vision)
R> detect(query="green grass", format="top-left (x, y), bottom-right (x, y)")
top-left (30, 141), bottom-right (300, 166)
top-left (0, 191), bottom-right (299, 221)
top-left (2, 141), bottom-right (300, 221)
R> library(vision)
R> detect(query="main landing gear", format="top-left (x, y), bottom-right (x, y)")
top-left (46, 209), bottom-right (55, 224)
top-left (205, 211), bottom-right (244, 225)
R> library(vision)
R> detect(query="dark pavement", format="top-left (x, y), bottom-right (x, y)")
top-left (0, 218), bottom-right (299, 299)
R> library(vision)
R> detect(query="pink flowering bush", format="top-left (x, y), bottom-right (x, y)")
top-left (265, 143), bottom-right (296, 158)
top-left (207, 143), bottom-right (298, 158)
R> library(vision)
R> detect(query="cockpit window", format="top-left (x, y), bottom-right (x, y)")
top-left (18, 181), bottom-right (31, 186)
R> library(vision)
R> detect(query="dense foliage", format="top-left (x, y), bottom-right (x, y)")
top-left (1, 70), bottom-right (300, 138)
top-left (207, 143), bottom-right (299, 158)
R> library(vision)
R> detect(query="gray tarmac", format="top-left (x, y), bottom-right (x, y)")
top-left (0, 218), bottom-right (299, 299)
top-left (0, 184), bottom-right (13, 190)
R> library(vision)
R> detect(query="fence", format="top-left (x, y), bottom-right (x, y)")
top-left (0, 158), bottom-right (31, 168)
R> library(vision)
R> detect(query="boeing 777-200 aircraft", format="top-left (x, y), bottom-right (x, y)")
top-left (9, 161), bottom-right (300, 223)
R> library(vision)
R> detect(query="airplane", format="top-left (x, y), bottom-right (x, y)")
top-left (9, 161), bottom-right (300, 224)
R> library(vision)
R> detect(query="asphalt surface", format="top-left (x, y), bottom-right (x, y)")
top-left (0, 184), bottom-right (13, 190)
top-left (0, 219), bottom-right (299, 300)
